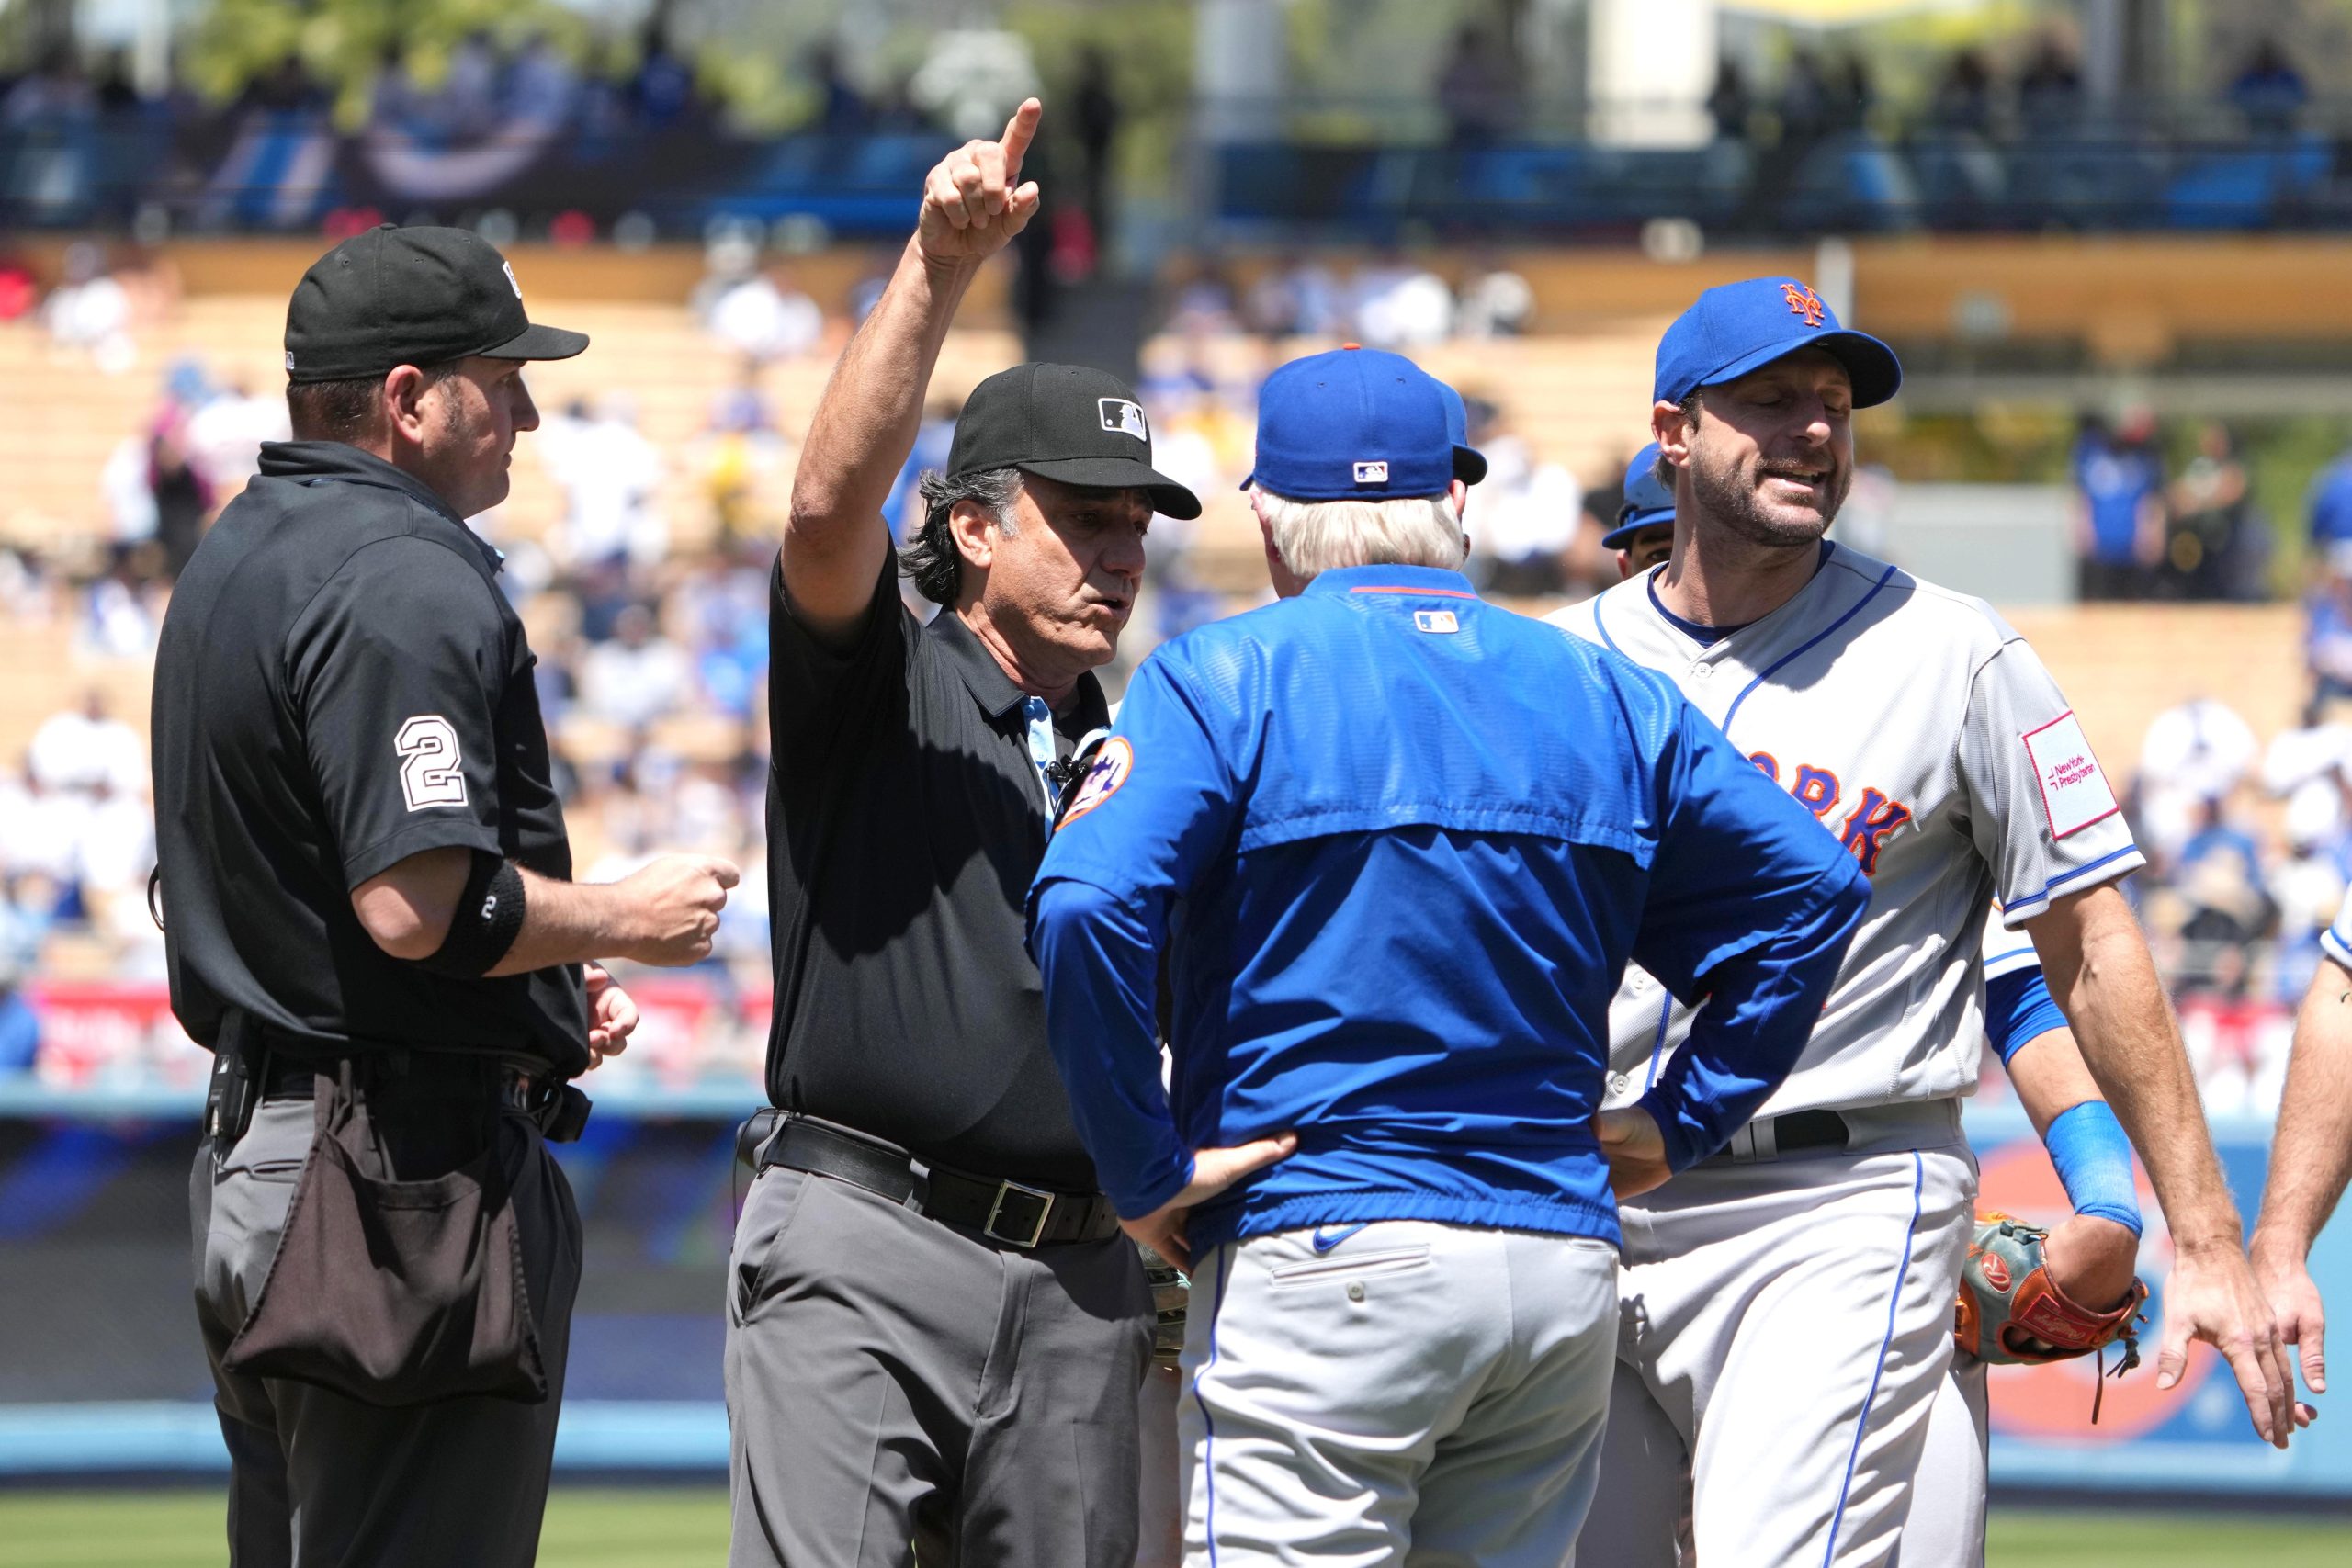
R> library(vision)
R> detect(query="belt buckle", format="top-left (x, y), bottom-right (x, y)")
top-left (983, 1179), bottom-right (1055, 1248)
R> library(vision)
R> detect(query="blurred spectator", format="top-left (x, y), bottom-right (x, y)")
top-left (2263, 698), bottom-right (2352, 852)
top-left (1464, 405), bottom-right (1583, 597)
top-left (2165, 422), bottom-right (2262, 602)
top-left (2135, 694), bottom-right (2257, 866)
top-left (0, 953), bottom-right (38, 1077)
top-left (1928, 51), bottom-right (1996, 137)
top-left (631, 25), bottom-right (702, 130)
top-left (542, 395), bottom-right (666, 570)
top-left (2072, 410), bottom-right (2164, 601)
top-left (695, 365), bottom-right (789, 547)
top-left (1777, 50), bottom-right (1836, 157)
top-left (185, 373), bottom-right (288, 502)
top-left (1244, 254), bottom-right (1344, 338)
top-left (2305, 438), bottom-right (2352, 564)
top-left (1707, 61), bottom-right (1754, 144)
top-left (1438, 26), bottom-right (1519, 148)
top-left (29, 690), bottom-right (144, 799)
top-left (1352, 253), bottom-right (1453, 348)
top-left (1828, 53), bottom-right (1874, 137)
top-left (2017, 30), bottom-right (2086, 135)
top-left (78, 547), bottom-right (163, 660)
top-left (2230, 40), bottom-right (2306, 141)
top-left (1456, 254), bottom-right (1534, 338)
top-left (43, 242), bottom-right (134, 375)
top-left (580, 604), bottom-right (691, 729)
top-left (1071, 47), bottom-right (1122, 252)
top-left (2305, 556), bottom-right (2352, 706)
top-left (810, 43), bottom-right (870, 133)
top-left (701, 260), bottom-right (825, 365)
top-left (2170, 795), bottom-right (2275, 997)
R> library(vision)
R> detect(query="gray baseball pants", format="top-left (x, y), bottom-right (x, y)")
top-left (1176, 1222), bottom-right (1620, 1567)
top-left (191, 1089), bottom-right (582, 1568)
top-left (725, 1164), bottom-right (1155, 1567)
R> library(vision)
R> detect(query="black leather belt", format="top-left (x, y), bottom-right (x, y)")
top-left (1709, 1108), bottom-right (1849, 1165)
top-left (750, 1112), bottom-right (1123, 1250)
top-left (261, 1055), bottom-right (587, 1142)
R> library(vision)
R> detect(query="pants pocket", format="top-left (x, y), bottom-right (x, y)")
top-left (731, 1168), bottom-right (817, 1325)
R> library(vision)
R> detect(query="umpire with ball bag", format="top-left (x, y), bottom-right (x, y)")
top-left (153, 224), bottom-right (737, 1568)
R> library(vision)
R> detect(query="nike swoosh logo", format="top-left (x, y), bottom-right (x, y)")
top-left (1311, 1223), bottom-right (1371, 1255)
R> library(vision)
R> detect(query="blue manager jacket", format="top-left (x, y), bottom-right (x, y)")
top-left (1028, 566), bottom-right (1870, 1250)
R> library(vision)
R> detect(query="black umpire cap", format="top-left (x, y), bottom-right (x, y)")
top-left (947, 363), bottom-right (1202, 519)
top-left (284, 224), bottom-right (590, 384)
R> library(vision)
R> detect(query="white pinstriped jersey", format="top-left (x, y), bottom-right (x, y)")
top-left (1550, 542), bottom-right (2143, 1119)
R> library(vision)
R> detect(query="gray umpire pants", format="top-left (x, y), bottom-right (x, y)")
top-left (190, 1087), bottom-right (582, 1568)
top-left (726, 1164), bottom-right (1155, 1567)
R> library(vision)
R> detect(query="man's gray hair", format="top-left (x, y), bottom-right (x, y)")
top-left (1251, 486), bottom-right (1466, 581)
top-left (901, 467), bottom-right (1023, 606)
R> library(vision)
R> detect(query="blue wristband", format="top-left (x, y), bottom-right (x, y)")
top-left (2044, 1100), bottom-right (2143, 1237)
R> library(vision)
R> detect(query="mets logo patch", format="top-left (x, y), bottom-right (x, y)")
top-left (1058, 738), bottom-right (1133, 827)
top-left (1781, 282), bottom-right (1826, 326)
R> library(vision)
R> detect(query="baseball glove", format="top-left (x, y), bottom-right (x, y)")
top-left (1138, 1244), bottom-right (1189, 1369)
top-left (1954, 1213), bottom-right (2147, 1420)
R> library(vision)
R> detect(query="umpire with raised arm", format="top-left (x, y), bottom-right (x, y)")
top-left (727, 98), bottom-right (1201, 1567)
top-left (153, 224), bottom-right (738, 1568)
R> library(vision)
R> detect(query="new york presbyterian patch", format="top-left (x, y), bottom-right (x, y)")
top-left (2020, 711), bottom-right (2119, 839)
top-left (1058, 738), bottom-right (1133, 826)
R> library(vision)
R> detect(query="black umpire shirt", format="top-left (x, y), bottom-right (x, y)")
top-left (767, 553), bottom-right (1109, 1190)
top-left (151, 440), bottom-right (590, 1073)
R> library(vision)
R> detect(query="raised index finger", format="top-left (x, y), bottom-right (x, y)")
top-left (1000, 97), bottom-right (1042, 179)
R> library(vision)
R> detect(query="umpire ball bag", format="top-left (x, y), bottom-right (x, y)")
top-left (220, 1065), bottom-right (549, 1405)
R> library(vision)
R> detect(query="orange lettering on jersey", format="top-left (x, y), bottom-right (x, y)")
top-left (1838, 787), bottom-right (1912, 875)
top-left (1748, 751), bottom-right (1780, 783)
top-left (1781, 283), bottom-right (1826, 327)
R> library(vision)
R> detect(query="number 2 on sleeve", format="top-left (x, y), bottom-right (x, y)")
top-left (396, 715), bottom-right (467, 811)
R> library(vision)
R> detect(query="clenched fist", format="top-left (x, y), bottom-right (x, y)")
top-left (917, 98), bottom-right (1043, 265)
top-left (616, 854), bottom-right (740, 966)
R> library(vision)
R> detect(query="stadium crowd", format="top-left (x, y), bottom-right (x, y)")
top-left (6, 252), bottom-right (2352, 1112)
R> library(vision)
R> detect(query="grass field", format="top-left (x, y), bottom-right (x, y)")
top-left (2, 1490), bottom-right (2347, 1565)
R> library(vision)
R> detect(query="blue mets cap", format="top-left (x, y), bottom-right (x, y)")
top-left (1244, 346), bottom-right (1487, 501)
top-left (1435, 381), bottom-right (1489, 485)
top-left (1600, 443), bottom-right (1676, 552)
top-left (1653, 277), bottom-right (1902, 410)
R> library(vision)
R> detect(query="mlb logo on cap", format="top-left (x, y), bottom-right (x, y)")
top-left (1354, 461), bottom-right (1390, 485)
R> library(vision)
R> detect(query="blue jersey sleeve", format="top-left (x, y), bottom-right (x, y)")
top-left (1985, 966), bottom-right (2069, 1065)
top-left (1028, 656), bottom-right (1242, 1217)
top-left (1633, 702), bottom-right (1874, 1172)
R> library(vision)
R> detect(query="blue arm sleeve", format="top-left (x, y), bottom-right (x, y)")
top-left (1984, 967), bottom-right (2069, 1066)
top-left (1632, 704), bottom-right (1875, 1173)
top-left (2043, 1099), bottom-right (2143, 1236)
top-left (1029, 880), bottom-right (1193, 1216)
top-left (1027, 655), bottom-right (1241, 1217)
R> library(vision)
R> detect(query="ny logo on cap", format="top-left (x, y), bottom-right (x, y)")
top-left (1353, 461), bottom-right (1389, 485)
top-left (1780, 283), bottom-right (1826, 327)
top-left (1099, 399), bottom-right (1148, 442)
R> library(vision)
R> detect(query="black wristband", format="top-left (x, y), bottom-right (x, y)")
top-left (415, 852), bottom-right (526, 977)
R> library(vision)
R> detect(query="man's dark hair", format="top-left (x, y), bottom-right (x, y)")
top-left (286, 360), bottom-right (465, 443)
top-left (901, 468), bottom-right (1023, 607)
